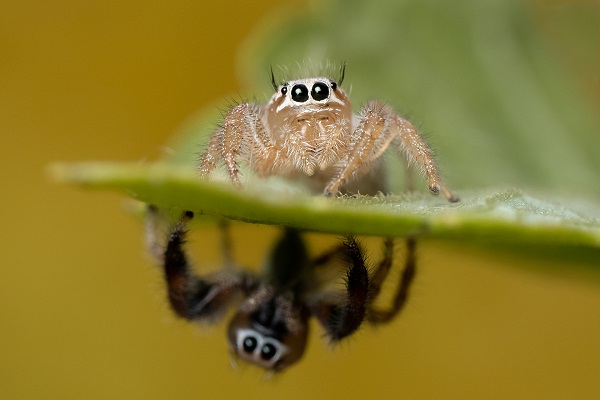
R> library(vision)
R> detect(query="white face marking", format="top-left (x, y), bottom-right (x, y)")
top-left (274, 78), bottom-right (344, 113)
top-left (235, 328), bottom-right (289, 369)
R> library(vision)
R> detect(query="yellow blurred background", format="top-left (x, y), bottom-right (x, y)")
top-left (1, 1), bottom-right (599, 399)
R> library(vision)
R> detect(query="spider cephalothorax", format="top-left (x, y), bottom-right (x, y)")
top-left (199, 65), bottom-right (458, 201)
top-left (146, 206), bottom-right (417, 372)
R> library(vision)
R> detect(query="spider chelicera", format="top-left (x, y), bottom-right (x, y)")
top-left (199, 64), bottom-right (458, 202)
top-left (146, 206), bottom-right (417, 372)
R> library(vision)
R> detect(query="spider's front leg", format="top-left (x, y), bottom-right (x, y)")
top-left (387, 105), bottom-right (459, 202)
top-left (146, 206), bottom-right (255, 321)
top-left (324, 101), bottom-right (458, 202)
top-left (198, 103), bottom-right (281, 186)
top-left (312, 236), bottom-right (371, 342)
top-left (323, 105), bottom-right (387, 197)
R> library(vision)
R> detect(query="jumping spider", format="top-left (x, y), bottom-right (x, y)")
top-left (146, 206), bottom-right (417, 372)
top-left (200, 65), bottom-right (458, 201)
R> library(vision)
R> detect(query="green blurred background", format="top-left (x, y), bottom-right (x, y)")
top-left (1, 0), bottom-right (599, 399)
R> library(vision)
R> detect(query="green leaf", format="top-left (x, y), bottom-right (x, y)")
top-left (49, 162), bottom-right (600, 265)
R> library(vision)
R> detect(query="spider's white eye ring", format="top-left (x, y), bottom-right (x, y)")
top-left (311, 82), bottom-right (329, 101)
top-left (291, 84), bottom-right (309, 102)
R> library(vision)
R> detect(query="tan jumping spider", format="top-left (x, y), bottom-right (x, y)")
top-left (146, 205), bottom-right (417, 371)
top-left (199, 65), bottom-right (458, 201)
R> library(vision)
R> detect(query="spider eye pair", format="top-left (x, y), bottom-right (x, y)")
top-left (281, 81), bottom-right (332, 103)
top-left (237, 329), bottom-right (284, 363)
top-left (242, 335), bottom-right (278, 360)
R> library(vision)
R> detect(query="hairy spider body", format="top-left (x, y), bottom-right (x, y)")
top-left (146, 206), bottom-right (417, 371)
top-left (199, 66), bottom-right (458, 201)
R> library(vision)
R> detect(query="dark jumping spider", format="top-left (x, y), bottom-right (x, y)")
top-left (146, 206), bottom-right (416, 372)
top-left (199, 65), bottom-right (458, 201)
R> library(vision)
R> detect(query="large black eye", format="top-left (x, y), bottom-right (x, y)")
top-left (261, 343), bottom-right (278, 360)
top-left (311, 82), bottom-right (329, 101)
top-left (242, 336), bottom-right (258, 353)
top-left (291, 84), bottom-right (309, 102)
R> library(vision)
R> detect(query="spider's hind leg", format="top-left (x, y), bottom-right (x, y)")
top-left (367, 237), bottom-right (417, 324)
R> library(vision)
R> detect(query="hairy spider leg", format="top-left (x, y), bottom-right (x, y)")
top-left (325, 101), bottom-right (458, 202)
top-left (146, 207), bottom-right (255, 321)
top-left (323, 104), bottom-right (387, 196)
top-left (310, 236), bottom-right (371, 342)
top-left (199, 103), bottom-right (282, 185)
top-left (367, 237), bottom-right (417, 324)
